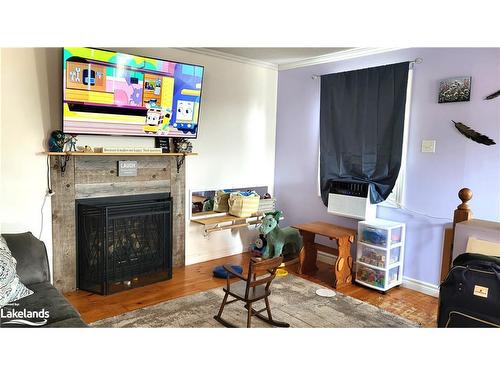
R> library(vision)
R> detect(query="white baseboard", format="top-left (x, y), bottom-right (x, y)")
top-left (402, 276), bottom-right (439, 298)
top-left (317, 251), bottom-right (439, 298)
top-left (317, 250), bottom-right (337, 265)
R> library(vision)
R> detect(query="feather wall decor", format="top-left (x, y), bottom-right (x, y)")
top-left (452, 121), bottom-right (496, 146)
top-left (484, 89), bottom-right (500, 100)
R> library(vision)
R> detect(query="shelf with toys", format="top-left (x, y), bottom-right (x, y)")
top-left (45, 151), bottom-right (197, 157)
top-left (355, 219), bottom-right (406, 292)
top-left (45, 131), bottom-right (198, 174)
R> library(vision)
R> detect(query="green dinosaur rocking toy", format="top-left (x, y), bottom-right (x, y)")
top-left (259, 211), bottom-right (303, 259)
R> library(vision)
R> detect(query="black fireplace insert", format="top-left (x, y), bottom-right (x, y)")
top-left (76, 193), bottom-right (172, 295)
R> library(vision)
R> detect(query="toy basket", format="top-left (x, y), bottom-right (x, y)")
top-left (213, 190), bottom-right (232, 213)
top-left (228, 191), bottom-right (260, 218)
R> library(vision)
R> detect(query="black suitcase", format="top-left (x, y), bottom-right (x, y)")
top-left (438, 252), bottom-right (500, 327)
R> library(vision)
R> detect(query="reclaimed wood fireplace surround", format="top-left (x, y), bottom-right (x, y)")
top-left (48, 152), bottom-right (192, 293)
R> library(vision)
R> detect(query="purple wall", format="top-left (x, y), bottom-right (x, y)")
top-left (274, 48), bottom-right (500, 287)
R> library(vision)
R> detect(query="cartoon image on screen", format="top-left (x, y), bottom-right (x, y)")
top-left (63, 47), bottom-right (203, 138)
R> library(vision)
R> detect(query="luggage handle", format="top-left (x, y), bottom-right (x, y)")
top-left (461, 260), bottom-right (500, 283)
top-left (463, 259), bottom-right (500, 272)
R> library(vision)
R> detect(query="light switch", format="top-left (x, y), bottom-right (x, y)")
top-left (421, 140), bottom-right (436, 153)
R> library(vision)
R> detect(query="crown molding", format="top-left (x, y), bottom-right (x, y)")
top-left (174, 48), bottom-right (279, 70)
top-left (174, 47), bottom-right (406, 72)
top-left (277, 47), bottom-right (404, 70)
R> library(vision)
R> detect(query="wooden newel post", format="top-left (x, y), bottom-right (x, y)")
top-left (440, 188), bottom-right (473, 282)
top-left (453, 188), bottom-right (473, 227)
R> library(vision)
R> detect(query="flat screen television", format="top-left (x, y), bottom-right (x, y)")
top-left (63, 47), bottom-right (204, 138)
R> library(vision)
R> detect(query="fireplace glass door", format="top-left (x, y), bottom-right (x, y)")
top-left (77, 194), bottom-right (172, 295)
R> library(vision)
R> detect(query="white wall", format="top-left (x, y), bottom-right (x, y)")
top-left (0, 48), bottom-right (278, 269)
top-left (0, 48), bottom-right (58, 275)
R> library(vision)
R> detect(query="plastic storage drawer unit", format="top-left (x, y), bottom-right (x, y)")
top-left (356, 219), bottom-right (405, 292)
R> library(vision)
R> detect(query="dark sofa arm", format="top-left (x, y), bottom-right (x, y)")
top-left (2, 232), bottom-right (50, 285)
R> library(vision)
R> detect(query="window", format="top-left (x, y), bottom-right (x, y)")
top-left (317, 65), bottom-right (414, 207)
top-left (382, 67), bottom-right (413, 207)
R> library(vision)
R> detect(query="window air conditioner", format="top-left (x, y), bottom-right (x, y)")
top-left (327, 181), bottom-right (377, 220)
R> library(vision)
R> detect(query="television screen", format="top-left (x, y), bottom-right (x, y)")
top-left (63, 47), bottom-right (204, 138)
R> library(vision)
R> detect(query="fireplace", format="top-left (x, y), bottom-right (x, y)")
top-left (76, 193), bottom-right (172, 295)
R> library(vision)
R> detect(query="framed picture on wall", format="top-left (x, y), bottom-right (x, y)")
top-left (438, 76), bottom-right (472, 103)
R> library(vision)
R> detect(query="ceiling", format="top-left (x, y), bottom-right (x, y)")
top-left (206, 47), bottom-right (353, 66)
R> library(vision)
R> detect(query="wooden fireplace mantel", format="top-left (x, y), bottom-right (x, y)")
top-left (44, 151), bottom-right (197, 174)
top-left (44, 151), bottom-right (198, 156)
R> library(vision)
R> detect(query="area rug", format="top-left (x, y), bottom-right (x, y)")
top-left (91, 274), bottom-right (419, 328)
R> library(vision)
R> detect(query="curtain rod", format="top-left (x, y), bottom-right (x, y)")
top-left (311, 58), bottom-right (423, 80)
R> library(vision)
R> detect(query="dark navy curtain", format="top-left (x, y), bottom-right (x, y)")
top-left (320, 62), bottom-right (409, 205)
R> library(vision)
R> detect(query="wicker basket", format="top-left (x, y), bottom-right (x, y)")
top-left (228, 192), bottom-right (260, 218)
top-left (213, 190), bottom-right (231, 212)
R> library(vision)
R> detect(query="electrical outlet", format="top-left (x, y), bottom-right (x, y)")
top-left (421, 140), bottom-right (436, 153)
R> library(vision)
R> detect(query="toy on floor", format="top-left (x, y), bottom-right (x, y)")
top-left (276, 268), bottom-right (288, 277)
top-left (213, 264), bottom-right (243, 279)
top-left (250, 234), bottom-right (267, 257)
top-left (258, 211), bottom-right (302, 259)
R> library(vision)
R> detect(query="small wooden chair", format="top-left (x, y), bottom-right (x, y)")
top-left (213, 256), bottom-right (290, 328)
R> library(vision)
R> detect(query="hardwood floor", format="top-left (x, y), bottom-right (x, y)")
top-left (65, 252), bottom-right (438, 327)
